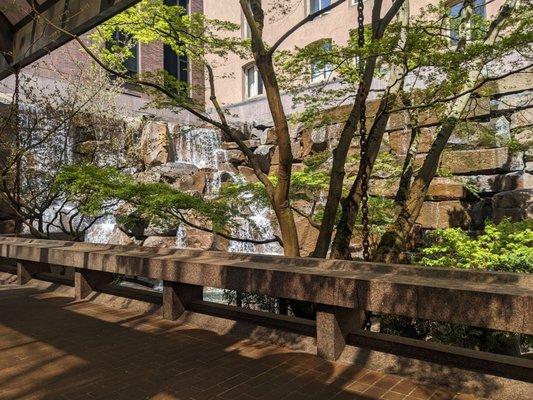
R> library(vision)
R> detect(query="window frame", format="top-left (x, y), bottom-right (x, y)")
top-left (309, 0), bottom-right (332, 15)
top-left (244, 64), bottom-right (264, 99)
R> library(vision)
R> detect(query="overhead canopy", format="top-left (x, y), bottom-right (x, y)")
top-left (0, 0), bottom-right (140, 80)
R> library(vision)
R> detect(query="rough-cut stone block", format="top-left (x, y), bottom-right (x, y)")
top-left (416, 201), bottom-right (471, 229)
top-left (492, 189), bottom-right (533, 222)
top-left (17, 261), bottom-right (51, 285)
top-left (388, 128), bottom-right (434, 154)
top-left (470, 198), bottom-right (493, 229)
top-left (141, 122), bottom-right (175, 167)
top-left (162, 281), bottom-right (203, 320)
top-left (439, 148), bottom-right (512, 174)
top-left (316, 304), bottom-right (363, 361)
top-left (425, 178), bottom-right (466, 200)
top-left (74, 269), bottom-right (114, 300)
top-left (370, 178), bottom-right (466, 200)
top-left (511, 109), bottom-right (532, 130)
top-left (493, 73), bottom-right (533, 94)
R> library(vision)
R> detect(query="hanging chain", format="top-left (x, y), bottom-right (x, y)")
top-left (357, 0), bottom-right (370, 262)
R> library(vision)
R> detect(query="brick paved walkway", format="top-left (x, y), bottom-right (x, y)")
top-left (0, 284), bottom-right (478, 400)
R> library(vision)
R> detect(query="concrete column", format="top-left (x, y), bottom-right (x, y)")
top-left (316, 304), bottom-right (364, 361)
top-left (162, 281), bottom-right (203, 321)
top-left (17, 261), bottom-right (51, 285)
top-left (74, 269), bottom-right (114, 300)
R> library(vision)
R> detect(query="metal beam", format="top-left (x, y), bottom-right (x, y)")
top-left (0, 11), bottom-right (14, 66)
top-left (0, 0), bottom-right (141, 80)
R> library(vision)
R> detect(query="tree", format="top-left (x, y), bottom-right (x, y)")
top-left (277, 0), bottom-right (531, 261)
top-left (30, 0), bottom-right (532, 262)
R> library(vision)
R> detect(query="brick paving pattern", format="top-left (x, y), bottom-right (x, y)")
top-left (0, 284), bottom-right (480, 400)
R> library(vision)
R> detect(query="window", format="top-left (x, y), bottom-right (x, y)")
top-left (164, 47), bottom-right (189, 84)
top-left (449, 0), bottom-right (486, 44)
top-left (310, 41), bottom-right (333, 83)
top-left (164, 0), bottom-right (189, 85)
top-left (310, 0), bottom-right (331, 14)
top-left (108, 30), bottom-right (138, 76)
top-left (245, 65), bottom-right (264, 98)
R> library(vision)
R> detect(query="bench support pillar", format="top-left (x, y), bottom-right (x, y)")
top-left (316, 304), bottom-right (364, 361)
top-left (75, 269), bottom-right (114, 300)
top-left (17, 261), bottom-right (50, 285)
top-left (162, 282), bottom-right (203, 320)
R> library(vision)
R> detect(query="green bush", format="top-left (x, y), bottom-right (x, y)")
top-left (417, 219), bottom-right (533, 273)
top-left (379, 219), bottom-right (532, 356)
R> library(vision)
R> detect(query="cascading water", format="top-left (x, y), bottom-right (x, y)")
top-left (174, 126), bottom-right (282, 302)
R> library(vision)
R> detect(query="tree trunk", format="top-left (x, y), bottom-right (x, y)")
top-left (395, 106), bottom-right (422, 208)
top-left (329, 1), bottom-right (410, 259)
top-left (373, 0), bottom-right (517, 262)
top-left (241, 1), bottom-right (300, 257)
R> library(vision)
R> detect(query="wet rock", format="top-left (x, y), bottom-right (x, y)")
top-left (238, 166), bottom-right (259, 183)
top-left (226, 149), bottom-right (247, 165)
top-left (106, 226), bottom-right (134, 246)
top-left (140, 121), bottom-right (175, 167)
top-left (492, 189), bottom-right (533, 222)
top-left (253, 145), bottom-right (276, 173)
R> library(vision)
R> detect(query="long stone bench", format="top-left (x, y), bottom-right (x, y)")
top-left (1, 237), bottom-right (532, 364)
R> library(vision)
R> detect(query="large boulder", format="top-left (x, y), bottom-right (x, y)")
top-left (151, 162), bottom-right (206, 193)
top-left (492, 189), bottom-right (533, 222)
top-left (140, 121), bottom-right (175, 167)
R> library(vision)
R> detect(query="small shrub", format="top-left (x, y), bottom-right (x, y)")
top-left (417, 219), bottom-right (533, 273)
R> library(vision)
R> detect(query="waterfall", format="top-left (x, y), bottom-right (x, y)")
top-left (85, 215), bottom-right (118, 244)
top-left (174, 126), bottom-right (282, 304)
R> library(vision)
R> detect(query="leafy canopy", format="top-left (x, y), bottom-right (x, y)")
top-left (55, 164), bottom-right (231, 231)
